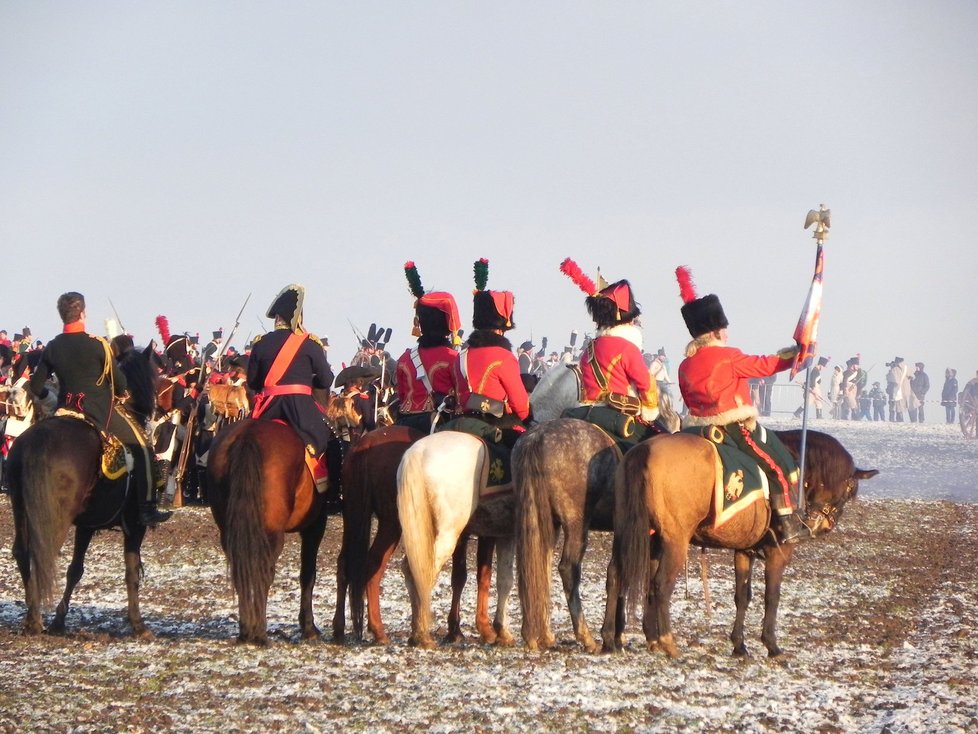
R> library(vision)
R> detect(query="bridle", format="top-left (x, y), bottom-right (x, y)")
top-left (804, 475), bottom-right (857, 535)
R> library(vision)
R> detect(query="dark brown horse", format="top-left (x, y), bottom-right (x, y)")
top-left (332, 424), bottom-right (423, 644)
top-left (207, 419), bottom-right (330, 645)
top-left (601, 429), bottom-right (878, 658)
top-left (7, 347), bottom-right (159, 636)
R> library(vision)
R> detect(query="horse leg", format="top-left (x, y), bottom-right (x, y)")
top-left (492, 536), bottom-right (516, 646)
top-left (651, 535), bottom-right (687, 658)
top-left (12, 517), bottom-right (43, 635)
top-left (473, 536), bottom-right (498, 644)
top-left (50, 527), bottom-right (95, 635)
top-left (363, 521), bottom-right (401, 645)
top-left (761, 546), bottom-right (794, 657)
top-left (558, 524), bottom-right (597, 653)
top-left (445, 534), bottom-right (470, 644)
top-left (298, 516), bottom-right (328, 640)
top-left (642, 542), bottom-right (660, 651)
top-left (600, 547), bottom-right (622, 653)
top-left (731, 550), bottom-right (754, 656)
top-left (123, 526), bottom-right (151, 639)
top-left (332, 543), bottom-right (347, 643)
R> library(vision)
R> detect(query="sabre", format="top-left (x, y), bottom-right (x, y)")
top-left (108, 298), bottom-right (127, 334)
top-left (795, 204), bottom-right (831, 516)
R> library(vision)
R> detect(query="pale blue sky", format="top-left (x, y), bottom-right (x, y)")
top-left (2, 2), bottom-right (976, 399)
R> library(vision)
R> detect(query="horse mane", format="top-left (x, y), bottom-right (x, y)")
top-left (117, 346), bottom-right (158, 424)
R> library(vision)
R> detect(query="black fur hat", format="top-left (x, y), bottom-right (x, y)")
top-left (676, 267), bottom-right (729, 338)
top-left (585, 279), bottom-right (640, 328)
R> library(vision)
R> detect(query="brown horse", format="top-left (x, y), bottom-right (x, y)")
top-left (207, 419), bottom-right (331, 644)
top-left (6, 347), bottom-right (159, 636)
top-left (331, 424), bottom-right (424, 644)
top-left (601, 429), bottom-right (878, 658)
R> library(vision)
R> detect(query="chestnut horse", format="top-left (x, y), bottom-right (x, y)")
top-left (208, 419), bottom-right (331, 644)
top-left (601, 429), bottom-right (878, 658)
top-left (7, 346), bottom-right (159, 636)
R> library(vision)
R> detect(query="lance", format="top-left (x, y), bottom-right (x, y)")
top-left (795, 204), bottom-right (831, 516)
top-left (108, 298), bottom-right (127, 334)
top-left (214, 293), bottom-right (251, 370)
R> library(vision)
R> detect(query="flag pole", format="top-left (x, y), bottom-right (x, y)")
top-left (796, 205), bottom-right (831, 515)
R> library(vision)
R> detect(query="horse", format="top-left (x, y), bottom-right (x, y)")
top-left (331, 423), bottom-right (424, 644)
top-left (7, 345), bottom-right (160, 636)
top-left (600, 428), bottom-right (879, 658)
top-left (207, 418), bottom-right (331, 645)
top-left (513, 389), bottom-right (683, 653)
top-left (396, 429), bottom-right (519, 649)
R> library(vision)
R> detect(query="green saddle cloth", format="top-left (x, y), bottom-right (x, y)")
top-left (438, 416), bottom-right (512, 490)
top-left (562, 404), bottom-right (653, 455)
top-left (681, 425), bottom-right (776, 525)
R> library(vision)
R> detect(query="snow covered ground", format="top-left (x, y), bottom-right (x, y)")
top-left (0, 419), bottom-right (975, 733)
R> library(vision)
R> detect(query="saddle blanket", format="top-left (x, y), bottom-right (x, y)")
top-left (54, 408), bottom-right (132, 480)
top-left (682, 426), bottom-right (769, 528)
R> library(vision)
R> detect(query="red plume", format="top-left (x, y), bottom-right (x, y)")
top-left (675, 266), bottom-right (698, 304)
top-left (155, 315), bottom-right (171, 344)
top-left (559, 257), bottom-right (597, 295)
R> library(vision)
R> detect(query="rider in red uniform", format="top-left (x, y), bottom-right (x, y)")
top-left (447, 259), bottom-right (529, 448)
top-left (675, 266), bottom-right (809, 544)
top-left (395, 261), bottom-right (462, 432)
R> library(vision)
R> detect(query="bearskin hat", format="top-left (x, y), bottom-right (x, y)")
top-left (267, 284), bottom-right (305, 332)
top-left (404, 261), bottom-right (461, 343)
top-left (471, 258), bottom-right (515, 331)
top-left (676, 266), bottom-right (729, 338)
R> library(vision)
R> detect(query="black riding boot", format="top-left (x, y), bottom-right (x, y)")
top-left (322, 438), bottom-right (344, 515)
top-left (135, 449), bottom-right (172, 526)
top-left (768, 482), bottom-right (811, 544)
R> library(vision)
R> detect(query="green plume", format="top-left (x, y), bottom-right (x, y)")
top-left (473, 258), bottom-right (489, 292)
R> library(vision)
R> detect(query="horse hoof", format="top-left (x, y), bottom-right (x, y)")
top-left (443, 631), bottom-right (465, 645)
top-left (372, 634), bottom-right (391, 646)
top-left (22, 621), bottom-right (43, 636)
top-left (767, 646), bottom-right (784, 658)
top-left (524, 639), bottom-right (540, 652)
top-left (732, 644), bottom-right (749, 657)
top-left (494, 631), bottom-right (515, 647)
top-left (408, 635), bottom-right (436, 650)
top-left (133, 627), bottom-right (155, 641)
top-left (301, 627), bottom-right (322, 641)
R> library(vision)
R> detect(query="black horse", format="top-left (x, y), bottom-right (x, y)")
top-left (7, 345), bottom-right (160, 636)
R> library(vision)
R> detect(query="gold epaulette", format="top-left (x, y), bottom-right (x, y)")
top-left (306, 333), bottom-right (324, 347)
top-left (251, 333), bottom-right (264, 344)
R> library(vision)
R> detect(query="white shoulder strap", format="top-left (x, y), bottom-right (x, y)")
top-left (410, 348), bottom-right (432, 393)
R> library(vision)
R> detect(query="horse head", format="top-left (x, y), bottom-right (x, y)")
top-left (795, 430), bottom-right (879, 537)
top-left (118, 346), bottom-right (159, 425)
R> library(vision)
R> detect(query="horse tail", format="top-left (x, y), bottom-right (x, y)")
top-left (513, 430), bottom-right (555, 647)
top-left (396, 442), bottom-right (436, 618)
top-left (223, 428), bottom-right (275, 630)
top-left (16, 435), bottom-right (74, 606)
top-left (342, 442), bottom-right (373, 636)
top-left (615, 441), bottom-right (653, 616)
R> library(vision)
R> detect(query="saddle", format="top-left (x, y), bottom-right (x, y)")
top-left (54, 408), bottom-right (132, 480)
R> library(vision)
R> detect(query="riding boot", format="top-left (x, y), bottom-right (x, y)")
top-left (769, 487), bottom-right (811, 544)
top-left (140, 499), bottom-right (172, 526)
top-left (322, 439), bottom-right (344, 515)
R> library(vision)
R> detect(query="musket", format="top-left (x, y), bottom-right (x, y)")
top-left (214, 293), bottom-right (251, 370)
top-left (108, 298), bottom-right (127, 334)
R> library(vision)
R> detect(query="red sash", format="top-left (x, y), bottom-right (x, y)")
top-left (252, 332), bottom-right (309, 419)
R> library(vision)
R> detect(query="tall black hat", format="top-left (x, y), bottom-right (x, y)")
top-left (267, 284), bottom-right (305, 332)
top-left (675, 266), bottom-right (729, 338)
top-left (471, 258), bottom-right (515, 331)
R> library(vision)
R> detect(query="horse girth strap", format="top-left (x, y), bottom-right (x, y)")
top-left (263, 332), bottom-right (308, 389)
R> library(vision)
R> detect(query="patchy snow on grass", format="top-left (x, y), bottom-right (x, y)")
top-left (0, 419), bottom-right (976, 732)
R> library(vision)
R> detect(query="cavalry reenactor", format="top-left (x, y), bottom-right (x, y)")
top-left (559, 257), bottom-right (661, 448)
top-left (248, 284), bottom-right (344, 512)
top-left (29, 292), bottom-right (171, 526)
top-left (446, 258), bottom-right (529, 448)
top-left (674, 266), bottom-right (810, 545)
top-left (395, 260), bottom-right (462, 432)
